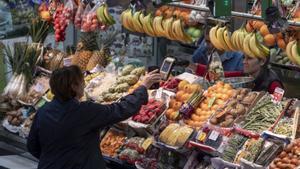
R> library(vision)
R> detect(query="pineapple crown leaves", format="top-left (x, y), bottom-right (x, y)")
top-left (97, 30), bottom-right (119, 50)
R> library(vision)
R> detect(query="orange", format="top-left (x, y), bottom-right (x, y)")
top-left (277, 38), bottom-right (286, 50)
top-left (221, 94), bottom-right (229, 101)
top-left (165, 109), bottom-right (174, 118)
top-left (246, 22), bottom-right (254, 33)
top-left (264, 34), bottom-right (276, 47)
top-left (227, 89), bottom-right (234, 97)
top-left (155, 10), bottom-right (162, 16)
top-left (216, 93), bottom-right (223, 99)
top-left (169, 99), bottom-right (176, 108)
top-left (215, 99), bottom-right (224, 106)
top-left (191, 114), bottom-right (202, 121)
top-left (190, 84), bottom-right (202, 93)
top-left (176, 91), bottom-right (185, 101)
top-left (182, 93), bottom-right (191, 102)
top-left (253, 21), bottom-right (264, 30)
top-left (224, 83), bottom-right (232, 90)
top-left (173, 101), bottom-right (182, 110)
top-left (200, 103), bottom-right (209, 111)
top-left (178, 80), bottom-right (189, 91)
top-left (276, 32), bottom-right (283, 39)
top-left (259, 25), bottom-right (270, 36)
top-left (211, 104), bottom-right (219, 111)
top-left (195, 109), bottom-right (203, 116)
top-left (216, 81), bottom-right (224, 87)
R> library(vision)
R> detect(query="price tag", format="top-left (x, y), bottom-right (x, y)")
top-left (196, 131), bottom-right (207, 142)
top-left (208, 130), bottom-right (220, 141)
top-left (155, 88), bottom-right (163, 100)
top-left (34, 83), bottom-right (45, 93)
top-left (142, 137), bottom-right (153, 151)
top-left (63, 57), bottom-right (72, 66)
top-left (272, 87), bottom-right (284, 104)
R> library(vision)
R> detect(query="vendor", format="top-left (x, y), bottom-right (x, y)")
top-left (27, 65), bottom-right (161, 169)
top-left (243, 55), bottom-right (283, 94)
top-left (192, 29), bottom-right (244, 75)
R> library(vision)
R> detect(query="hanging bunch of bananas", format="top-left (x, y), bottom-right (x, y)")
top-left (120, 9), bottom-right (195, 44)
top-left (96, 3), bottom-right (116, 26)
top-left (286, 40), bottom-right (300, 66)
top-left (209, 25), bottom-right (270, 59)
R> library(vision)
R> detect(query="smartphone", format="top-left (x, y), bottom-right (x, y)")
top-left (148, 66), bottom-right (160, 90)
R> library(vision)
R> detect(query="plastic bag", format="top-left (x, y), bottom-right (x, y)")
top-left (81, 3), bottom-right (101, 32)
top-left (62, 0), bottom-right (77, 24)
top-left (74, 3), bottom-right (85, 28)
top-left (207, 51), bottom-right (225, 82)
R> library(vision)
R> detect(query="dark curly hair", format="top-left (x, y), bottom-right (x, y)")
top-left (49, 65), bottom-right (84, 101)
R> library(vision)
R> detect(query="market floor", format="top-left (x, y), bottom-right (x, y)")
top-left (0, 142), bottom-right (37, 169)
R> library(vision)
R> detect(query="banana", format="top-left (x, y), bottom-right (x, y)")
top-left (102, 4), bottom-right (115, 25)
top-left (248, 33), bottom-right (265, 59)
top-left (290, 41), bottom-right (300, 65)
top-left (96, 5), bottom-right (106, 23)
top-left (216, 27), bottom-right (231, 51)
top-left (172, 19), bottom-right (187, 43)
top-left (238, 29), bottom-right (248, 51)
top-left (142, 13), bottom-right (156, 37)
top-left (153, 16), bottom-right (165, 37)
top-left (132, 11), bottom-right (144, 33)
top-left (209, 26), bottom-right (224, 51)
top-left (286, 40), bottom-right (297, 64)
top-left (121, 9), bottom-right (135, 32)
top-left (231, 29), bottom-right (240, 51)
top-left (243, 33), bottom-right (256, 58)
top-left (162, 17), bottom-right (175, 40)
top-left (223, 28), bottom-right (237, 51)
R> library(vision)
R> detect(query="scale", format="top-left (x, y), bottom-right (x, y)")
top-left (160, 57), bottom-right (176, 81)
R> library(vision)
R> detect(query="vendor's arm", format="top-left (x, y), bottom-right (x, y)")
top-left (82, 70), bottom-right (161, 129)
top-left (82, 86), bottom-right (148, 129)
top-left (192, 40), bottom-right (209, 64)
top-left (27, 113), bottom-right (41, 159)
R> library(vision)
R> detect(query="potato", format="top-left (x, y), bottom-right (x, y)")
top-left (236, 103), bottom-right (246, 115)
top-left (11, 117), bottom-right (19, 126)
top-left (210, 117), bottom-right (218, 125)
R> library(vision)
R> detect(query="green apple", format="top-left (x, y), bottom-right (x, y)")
top-left (187, 27), bottom-right (196, 36)
top-left (192, 29), bottom-right (202, 38)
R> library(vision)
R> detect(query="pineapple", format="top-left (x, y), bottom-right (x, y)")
top-left (86, 31), bottom-right (117, 71)
top-left (72, 32), bottom-right (99, 71)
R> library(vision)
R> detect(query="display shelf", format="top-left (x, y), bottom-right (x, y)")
top-left (0, 126), bottom-right (26, 150)
top-left (270, 62), bottom-right (300, 73)
top-left (167, 2), bottom-right (300, 26)
top-left (103, 155), bottom-right (136, 169)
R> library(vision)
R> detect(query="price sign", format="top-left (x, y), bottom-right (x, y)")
top-left (208, 130), bottom-right (220, 141)
top-left (63, 57), bottom-right (72, 66)
top-left (213, 0), bottom-right (232, 17)
top-left (272, 87), bottom-right (284, 104)
top-left (34, 83), bottom-right (45, 93)
top-left (155, 88), bottom-right (163, 100)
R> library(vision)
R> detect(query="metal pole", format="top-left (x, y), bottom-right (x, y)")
top-left (168, 2), bottom-right (300, 27)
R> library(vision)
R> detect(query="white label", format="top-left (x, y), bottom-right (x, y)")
top-left (272, 87), bottom-right (284, 103)
top-left (63, 58), bottom-right (72, 66)
top-left (34, 83), bottom-right (44, 93)
top-left (209, 130), bottom-right (220, 141)
top-left (155, 88), bottom-right (163, 100)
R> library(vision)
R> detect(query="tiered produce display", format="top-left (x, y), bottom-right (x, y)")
top-left (0, 0), bottom-right (300, 169)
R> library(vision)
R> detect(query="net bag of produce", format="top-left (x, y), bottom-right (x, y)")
top-left (62, 0), bottom-right (77, 24)
top-left (81, 3), bottom-right (101, 32)
top-left (74, 2), bottom-right (85, 28)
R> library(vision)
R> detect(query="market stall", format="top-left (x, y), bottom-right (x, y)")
top-left (0, 0), bottom-right (300, 169)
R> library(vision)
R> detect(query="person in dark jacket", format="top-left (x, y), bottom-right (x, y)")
top-left (27, 65), bottom-right (161, 169)
top-left (243, 55), bottom-right (283, 94)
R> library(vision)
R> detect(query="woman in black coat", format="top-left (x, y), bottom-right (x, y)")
top-left (27, 65), bottom-right (161, 169)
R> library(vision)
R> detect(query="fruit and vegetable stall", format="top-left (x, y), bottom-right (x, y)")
top-left (0, 0), bottom-right (300, 169)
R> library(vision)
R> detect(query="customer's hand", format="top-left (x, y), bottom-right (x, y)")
top-left (142, 70), bottom-right (161, 89)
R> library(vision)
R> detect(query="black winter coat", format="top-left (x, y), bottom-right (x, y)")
top-left (27, 86), bottom-right (148, 169)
